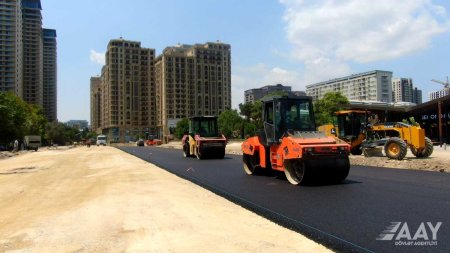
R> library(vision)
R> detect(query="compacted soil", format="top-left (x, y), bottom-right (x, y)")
top-left (0, 146), bottom-right (330, 253)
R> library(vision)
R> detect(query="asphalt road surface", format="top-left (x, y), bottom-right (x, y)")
top-left (120, 146), bottom-right (450, 253)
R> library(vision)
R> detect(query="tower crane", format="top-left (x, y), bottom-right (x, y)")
top-left (431, 77), bottom-right (449, 88)
top-left (430, 76), bottom-right (448, 147)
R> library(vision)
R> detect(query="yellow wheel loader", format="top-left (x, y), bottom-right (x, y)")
top-left (318, 110), bottom-right (433, 160)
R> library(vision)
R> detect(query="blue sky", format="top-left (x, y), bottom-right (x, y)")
top-left (41, 0), bottom-right (450, 123)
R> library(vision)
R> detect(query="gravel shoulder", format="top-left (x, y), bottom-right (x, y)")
top-left (0, 146), bottom-right (331, 253)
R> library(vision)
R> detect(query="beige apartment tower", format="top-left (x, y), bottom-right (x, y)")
top-left (0, 0), bottom-right (57, 121)
top-left (155, 42), bottom-right (231, 140)
top-left (42, 28), bottom-right (57, 121)
top-left (21, 0), bottom-right (43, 105)
top-left (0, 0), bottom-right (22, 94)
top-left (99, 38), bottom-right (156, 142)
top-left (91, 39), bottom-right (231, 143)
top-left (90, 76), bottom-right (101, 133)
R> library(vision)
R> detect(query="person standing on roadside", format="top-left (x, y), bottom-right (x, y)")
top-left (13, 139), bottom-right (19, 152)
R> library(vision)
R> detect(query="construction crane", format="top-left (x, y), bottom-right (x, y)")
top-left (430, 76), bottom-right (448, 147)
top-left (431, 77), bottom-right (449, 88)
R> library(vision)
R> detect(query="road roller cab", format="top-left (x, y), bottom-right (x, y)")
top-left (182, 116), bottom-right (227, 159)
top-left (241, 95), bottom-right (351, 185)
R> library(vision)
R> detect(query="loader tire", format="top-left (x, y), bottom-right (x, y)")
top-left (284, 160), bottom-right (305, 185)
top-left (411, 137), bottom-right (434, 158)
top-left (243, 153), bottom-right (259, 175)
top-left (183, 143), bottom-right (191, 158)
top-left (351, 145), bottom-right (362, 155)
top-left (384, 137), bottom-right (407, 160)
top-left (196, 147), bottom-right (203, 159)
top-left (217, 148), bottom-right (225, 159)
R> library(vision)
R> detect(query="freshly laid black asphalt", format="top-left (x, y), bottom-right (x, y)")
top-left (120, 146), bottom-right (450, 253)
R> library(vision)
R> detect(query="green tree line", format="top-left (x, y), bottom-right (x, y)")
top-left (0, 92), bottom-right (94, 147)
top-left (174, 91), bottom-right (348, 140)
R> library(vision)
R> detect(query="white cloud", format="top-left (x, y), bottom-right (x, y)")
top-left (279, 0), bottom-right (450, 80)
top-left (89, 50), bottom-right (105, 65)
top-left (302, 58), bottom-right (351, 85)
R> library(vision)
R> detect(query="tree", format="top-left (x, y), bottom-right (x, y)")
top-left (174, 118), bottom-right (189, 139)
top-left (44, 122), bottom-right (79, 145)
top-left (0, 92), bottom-right (28, 144)
top-left (45, 121), bottom-right (67, 145)
top-left (402, 117), bottom-right (420, 127)
top-left (218, 109), bottom-right (243, 138)
top-left (85, 130), bottom-right (97, 140)
top-left (242, 121), bottom-right (257, 138)
top-left (0, 92), bottom-right (48, 145)
top-left (250, 100), bottom-right (263, 130)
top-left (314, 92), bottom-right (349, 126)
top-left (238, 100), bottom-right (263, 132)
top-left (239, 102), bottom-right (253, 122)
top-left (25, 104), bottom-right (47, 137)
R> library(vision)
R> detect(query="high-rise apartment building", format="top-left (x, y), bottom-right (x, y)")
top-left (21, 0), bottom-right (42, 105)
top-left (0, 0), bottom-right (22, 93)
top-left (99, 38), bottom-right (156, 142)
top-left (90, 76), bottom-right (101, 133)
top-left (155, 42), bottom-right (231, 140)
top-left (429, 88), bottom-right (450, 101)
top-left (392, 78), bottom-right (413, 103)
top-left (412, 87), bottom-right (422, 105)
top-left (0, 0), bottom-right (57, 121)
top-left (42, 28), bottom-right (57, 121)
top-left (391, 78), bottom-right (422, 105)
top-left (91, 39), bottom-right (232, 142)
top-left (306, 70), bottom-right (393, 102)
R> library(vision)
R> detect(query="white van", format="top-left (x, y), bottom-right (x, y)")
top-left (96, 135), bottom-right (107, 146)
top-left (24, 135), bottom-right (41, 151)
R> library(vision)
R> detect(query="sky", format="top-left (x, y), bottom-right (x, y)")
top-left (41, 0), bottom-right (450, 123)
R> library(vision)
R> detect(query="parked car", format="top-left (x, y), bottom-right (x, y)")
top-left (0, 144), bottom-right (12, 151)
top-left (136, 139), bottom-right (145, 146)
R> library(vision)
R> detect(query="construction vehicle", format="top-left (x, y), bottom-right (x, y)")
top-left (24, 135), bottom-right (41, 151)
top-left (146, 135), bottom-right (162, 146)
top-left (318, 110), bottom-right (433, 160)
top-left (182, 116), bottom-right (227, 159)
top-left (241, 95), bottom-right (351, 185)
top-left (96, 135), bottom-right (107, 146)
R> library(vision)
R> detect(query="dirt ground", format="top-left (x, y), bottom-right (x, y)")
top-left (0, 146), bottom-right (331, 253)
top-left (348, 145), bottom-right (450, 172)
top-left (163, 141), bottom-right (450, 173)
